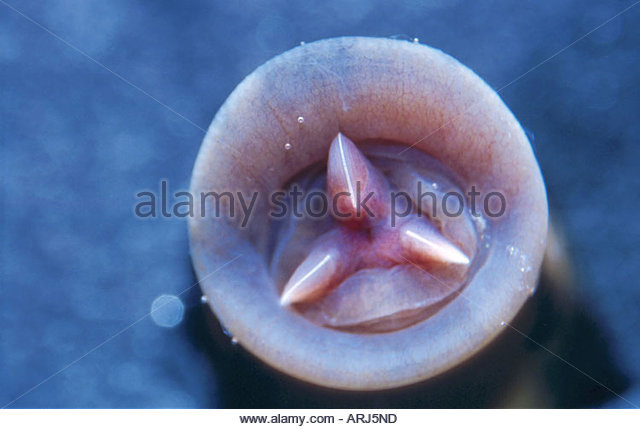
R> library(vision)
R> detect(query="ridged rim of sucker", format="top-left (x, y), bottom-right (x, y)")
top-left (188, 36), bottom-right (548, 390)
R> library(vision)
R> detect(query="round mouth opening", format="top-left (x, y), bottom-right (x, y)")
top-left (266, 139), bottom-right (492, 334)
top-left (189, 37), bottom-right (548, 390)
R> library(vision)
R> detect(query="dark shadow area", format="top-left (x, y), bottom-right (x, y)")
top-left (184, 259), bottom-right (630, 408)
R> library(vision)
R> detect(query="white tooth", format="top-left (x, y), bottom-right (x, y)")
top-left (401, 220), bottom-right (470, 266)
top-left (280, 252), bottom-right (337, 306)
top-left (336, 133), bottom-right (358, 209)
top-left (327, 132), bottom-right (390, 226)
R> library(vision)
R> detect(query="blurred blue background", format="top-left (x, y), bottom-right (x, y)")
top-left (2, 0), bottom-right (639, 407)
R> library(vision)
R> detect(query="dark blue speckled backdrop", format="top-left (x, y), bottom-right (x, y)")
top-left (2, 0), bottom-right (639, 408)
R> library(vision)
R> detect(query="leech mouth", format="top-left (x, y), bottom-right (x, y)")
top-left (190, 37), bottom-right (548, 389)
top-left (270, 133), bottom-right (486, 333)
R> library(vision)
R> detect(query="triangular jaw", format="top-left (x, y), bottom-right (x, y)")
top-left (278, 134), bottom-right (476, 331)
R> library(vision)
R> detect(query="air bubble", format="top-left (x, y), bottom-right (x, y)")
top-left (412, 37), bottom-right (420, 43)
top-left (299, 41), bottom-right (306, 46)
top-left (200, 295), bottom-right (208, 304)
top-left (506, 245), bottom-right (536, 293)
top-left (297, 116), bottom-right (305, 124)
top-left (284, 143), bottom-right (292, 151)
top-left (500, 321), bottom-right (506, 327)
top-left (150, 295), bottom-right (184, 328)
top-left (221, 326), bottom-right (239, 346)
top-left (431, 182), bottom-right (439, 190)
top-left (526, 284), bottom-right (537, 297)
top-left (472, 214), bottom-right (487, 234)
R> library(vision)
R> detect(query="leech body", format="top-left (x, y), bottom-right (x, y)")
top-left (189, 37), bottom-right (548, 390)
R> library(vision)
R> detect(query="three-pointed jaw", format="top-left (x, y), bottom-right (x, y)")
top-left (280, 133), bottom-right (471, 307)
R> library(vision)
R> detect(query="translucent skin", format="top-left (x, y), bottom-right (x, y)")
top-left (189, 37), bottom-right (548, 390)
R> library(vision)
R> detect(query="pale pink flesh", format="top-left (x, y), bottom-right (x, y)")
top-left (302, 266), bottom-right (460, 332)
top-left (279, 135), bottom-right (473, 330)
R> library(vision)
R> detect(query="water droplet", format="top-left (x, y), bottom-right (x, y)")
top-left (506, 245), bottom-right (536, 292)
top-left (150, 295), bottom-right (184, 328)
top-left (389, 34), bottom-right (421, 44)
top-left (472, 215), bottom-right (487, 234)
top-left (220, 325), bottom-right (239, 346)
top-left (525, 285), bottom-right (536, 296)
top-left (297, 116), bottom-right (305, 124)
top-left (200, 295), bottom-right (208, 304)
top-left (284, 143), bottom-right (292, 151)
